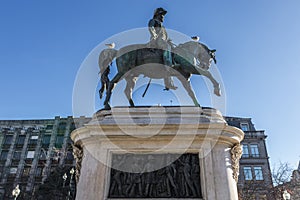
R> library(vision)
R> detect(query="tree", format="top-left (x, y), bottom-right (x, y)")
top-left (33, 166), bottom-right (76, 200)
top-left (272, 161), bottom-right (300, 199)
top-left (238, 162), bottom-right (293, 200)
top-left (238, 177), bottom-right (273, 200)
top-left (272, 161), bottom-right (293, 186)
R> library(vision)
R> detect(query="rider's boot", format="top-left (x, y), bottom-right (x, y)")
top-left (163, 50), bottom-right (177, 90)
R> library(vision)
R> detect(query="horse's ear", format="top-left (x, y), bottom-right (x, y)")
top-left (211, 49), bottom-right (216, 53)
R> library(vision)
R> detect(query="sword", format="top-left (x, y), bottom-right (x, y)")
top-left (142, 78), bottom-right (152, 98)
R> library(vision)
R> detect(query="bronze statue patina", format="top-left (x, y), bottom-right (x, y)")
top-left (108, 153), bottom-right (202, 198)
top-left (98, 8), bottom-right (220, 110)
top-left (148, 7), bottom-right (177, 90)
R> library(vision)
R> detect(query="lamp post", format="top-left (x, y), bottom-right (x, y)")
top-left (67, 168), bottom-right (75, 200)
top-left (12, 185), bottom-right (20, 200)
top-left (69, 168), bottom-right (75, 183)
top-left (283, 190), bottom-right (291, 200)
top-left (63, 173), bottom-right (67, 188)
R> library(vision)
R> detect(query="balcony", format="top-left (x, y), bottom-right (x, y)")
top-left (244, 131), bottom-right (266, 139)
top-left (241, 154), bottom-right (260, 159)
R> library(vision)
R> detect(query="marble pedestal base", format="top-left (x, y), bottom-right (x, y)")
top-left (71, 106), bottom-right (244, 200)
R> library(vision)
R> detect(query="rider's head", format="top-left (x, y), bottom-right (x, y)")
top-left (153, 7), bottom-right (167, 21)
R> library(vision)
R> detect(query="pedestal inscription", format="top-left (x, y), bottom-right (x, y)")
top-left (108, 153), bottom-right (202, 198)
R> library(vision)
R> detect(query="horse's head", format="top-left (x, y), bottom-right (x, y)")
top-left (196, 42), bottom-right (216, 70)
top-left (182, 41), bottom-right (216, 70)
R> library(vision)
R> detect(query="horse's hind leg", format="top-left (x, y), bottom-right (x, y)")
top-left (124, 76), bottom-right (137, 107)
top-left (103, 72), bottom-right (123, 109)
top-left (99, 67), bottom-right (110, 99)
top-left (99, 74), bottom-right (108, 99)
top-left (177, 75), bottom-right (202, 108)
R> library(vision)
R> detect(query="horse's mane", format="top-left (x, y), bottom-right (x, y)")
top-left (199, 43), bottom-right (210, 52)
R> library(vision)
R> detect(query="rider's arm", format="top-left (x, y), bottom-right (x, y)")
top-left (148, 19), bottom-right (158, 40)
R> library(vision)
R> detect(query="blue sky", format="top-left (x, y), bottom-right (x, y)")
top-left (0, 1), bottom-right (300, 168)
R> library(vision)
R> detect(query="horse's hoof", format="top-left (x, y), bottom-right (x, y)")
top-left (104, 104), bottom-right (111, 110)
top-left (163, 86), bottom-right (178, 91)
top-left (214, 88), bottom-right (221, 96)
top-left (129, 99), bottom-right (135, 107)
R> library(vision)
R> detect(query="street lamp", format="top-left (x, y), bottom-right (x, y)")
top-left (283, 190), bottom-right (291, 200)
top-left (12, 185), bottom-right (20, 200)
top-left (63, 173), bottom-right (67, 187)
top-left (70, 168), bottom-right (75, 176)
top-left (67, 168), bottom-right (75, 200)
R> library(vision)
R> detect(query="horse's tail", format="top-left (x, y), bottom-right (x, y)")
top-left (98, 48), bottom-right (118, 99)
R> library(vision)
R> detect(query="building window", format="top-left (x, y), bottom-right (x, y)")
top-left (42, 135), bottom-right (51, 145)
top-left (58, 122), bottom-right (67, 134)
top-left (254, 166), bottom-right (263, 180)
top-left (243, 166), bottom-right (252, 180)
top-left (23, 167), bottom-right (31, 176)
top-left (17, 135), bottom-right (26, 145)
top-left (42, 135), bottom-right (51, 148)
top-left (31, 135), bottom-right (38, 140)
top-left (70, 123), bottom-right (76, 131)
top-left (4, 135), bottom-right (13, 145)
top-left (40, 149), bottom-right (48, 160)
top-left (0, 167), bottom-right (4, 178)
top-left (0, 151), bottom-right (8, 160)
top-left (55, 135), bottom-right (64, 148)
top-left (13, 151), bottom-right (22, 160)
top-left (26, 151), bottom-right (35, 159)
top-left (242, 144), bottom-right (249, 158)
top-left (29, 135), bottom-right (38, 145)
top-left (10, 167), bottom-right (17, 174)
top-left (35, 167), bottom-right (43, 177)
top-left (240, 123), bottom-right (249, 131)
top-left (250, 144), bottom-right (259, 157)
top-left (46, 124), bottom-right (53, 130)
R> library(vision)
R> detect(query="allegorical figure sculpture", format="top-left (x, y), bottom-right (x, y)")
top-left (108, 153), bottom-right (202, 198)
top-left (125, 157), bottom-right (143, 197)
top-left (148, 7), bottom-right (177, 90)
top-left (142, 155), bottom-right (156, 197)
top-left (109, 155), bottom-right (127, 197)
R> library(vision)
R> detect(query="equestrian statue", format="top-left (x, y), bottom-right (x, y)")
top-left (98, 7), bottom-right (221, 110)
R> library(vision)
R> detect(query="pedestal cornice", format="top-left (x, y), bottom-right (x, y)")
top-left (71, 106), bottom-right (244, 146)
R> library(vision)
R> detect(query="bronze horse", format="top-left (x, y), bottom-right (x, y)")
top-left (98, 41), bottom-right (221, 110)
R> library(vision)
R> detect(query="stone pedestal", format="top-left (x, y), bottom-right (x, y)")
top-left (71, 106), bottom-right (244, 200)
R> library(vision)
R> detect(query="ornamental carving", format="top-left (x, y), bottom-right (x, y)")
top-left (231, 143), bottom-right (243, 182)
top-left (72, 144), bottom-right (83, 183)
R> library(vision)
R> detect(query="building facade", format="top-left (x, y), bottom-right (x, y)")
top-left (226, 117), bottom-right (274, 200)
top-left (0, 116), bottom-right (90, 199)
top-left (0, 116), bottom-right (273, 199)
top-left (289, 162), bottom-right (300, 199)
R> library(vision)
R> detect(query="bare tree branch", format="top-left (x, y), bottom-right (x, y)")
top-left (272, 161), bottom-right (293, 186)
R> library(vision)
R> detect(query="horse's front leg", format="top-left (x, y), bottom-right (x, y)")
top-left (177, 75), bottom-right (201, 108)
top-left (124, 76), bottom-right (137, 107)
top-left (198, 69), bottom-right (221, 96)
